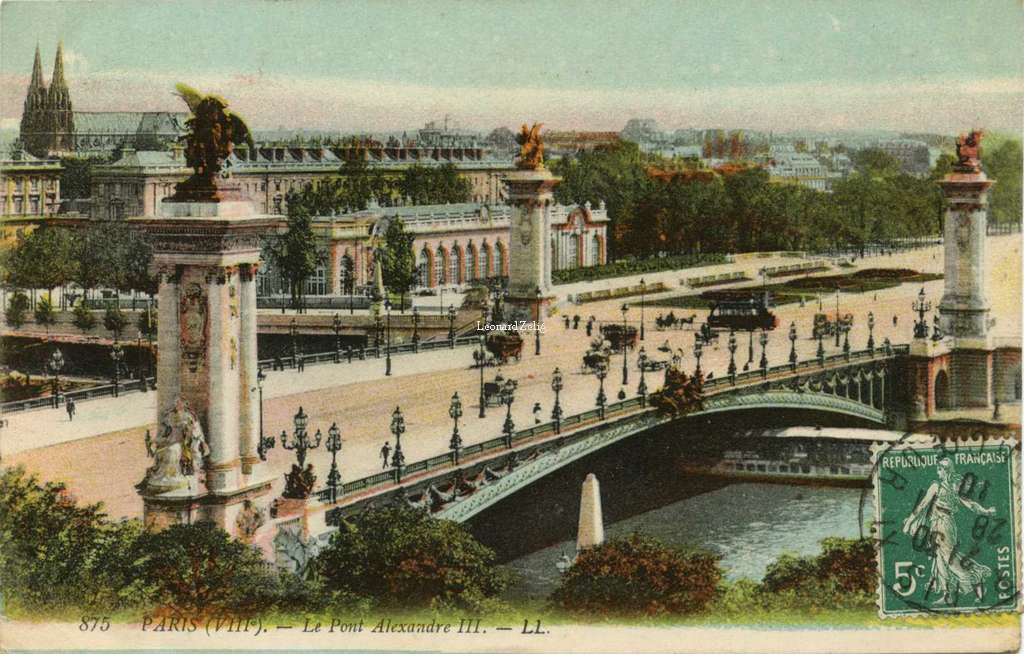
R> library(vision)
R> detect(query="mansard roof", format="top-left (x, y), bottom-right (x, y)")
top-left (73, 111), bottom-right (188, 136)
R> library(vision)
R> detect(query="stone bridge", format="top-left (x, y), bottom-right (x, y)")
top-left (294, 345), bottom-right (906, 539)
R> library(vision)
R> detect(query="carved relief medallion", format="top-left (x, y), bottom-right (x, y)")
top-left (180, 283), bottom-right (208, 372)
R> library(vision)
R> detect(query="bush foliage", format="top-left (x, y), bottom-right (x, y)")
top-left (550, 533), bottom-right (722, 616)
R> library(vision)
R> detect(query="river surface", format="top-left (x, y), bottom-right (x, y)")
top-left (501, 481), bottom-right (872, 601)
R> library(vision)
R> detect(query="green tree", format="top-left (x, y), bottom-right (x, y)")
top-left (984, 139), bottom-right (1022, 226)
top-left (378, 218), bottom-right (416, 307)
top-left (550, 533), bottom-right (721, 616)
top-left (103, 305), bottom-right (129, 339)
top-left (262, 197), bottom-right (323, 311)
top-left (72, 301), bottom-right (98, 333)
top-left (5, 292), bottom-right (29, 328)
top-left (398, 164), bottom-right (471, 205)
top-left (314, 505), bottom-right (508, 611)
top-left (852, 147), bottom-right (901, 178)
top-left (33, 293), bottom-right (57, 333)
top-left (6, 226), bottom-right (78, 303)
top-left (135, 521), bottom-right (276, 614)
top-left (760, 537), bottom-right (876, 608)
top-left (137, 309), bottom-right (157, 338)
top-left (59, 156), bottom-right (108, 200)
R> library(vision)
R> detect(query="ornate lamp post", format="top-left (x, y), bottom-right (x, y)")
top-left (500, 379), bottom-right (516, 448)
top-left (693, 337), bottom-right (703, 380)
top-left (551, 367), bottom-right (564, 432)
top-left (639, 277), bottom-right (646, 341)
top-left (256, 368), bottom-right (275, 460)
top-left (48, 347), bottom-right (65, 409)
top-left (448, 304), bottom-right (457, 347)
top-left (637, 347), bottom-right (649, 405)
top-left (325, 422), bottom-right (342, 502)
top-left (745, 328), bottom-right (754, 371)
top-left (842, 320), bottom-right (851, 355)
top-left (110, 342), bottom-right (124, 397)
top-left (817, 322), bottom-right (826, 364)
top-left (759, 329), bottom-right (769, 375)
top-left (384, 296), bottom-right (393, 376)
top-left (727, 330), bottom-right (737, 379)
top-left (620, 304), bottom-right (630, 389)
top-left (280, 406), bottom-right (322, 468)
top-left (449, 392), bottom-right (463, 463)
top-left (474, 334), bottom-right (487, 418)
top-left (867, 311), bottom-right (876, 352)
top-left (390, 406), bottom-right (406, 480)
top-left (595, 359), bottom-right (608, 419)
top-left (788, 321), bottom-right (798, 367)
top-left (411, 306), bottom-right (421, 345)
top-left (289, 317), bottom-right (299, 367)
top-left (533, 287), bottom-right (542, 356)
top-left (912, 287), bottom-right (931, 339)
top-left (834, 286), bottom-right (842, 347)
top-left (332, 313), bottom-right (342, 363)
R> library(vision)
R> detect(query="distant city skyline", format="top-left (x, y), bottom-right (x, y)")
top-left (2, 0), bottom-right (1022, 135)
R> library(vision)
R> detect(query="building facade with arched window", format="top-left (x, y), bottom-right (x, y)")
top-left (255, 201), bottom-right (608, 297)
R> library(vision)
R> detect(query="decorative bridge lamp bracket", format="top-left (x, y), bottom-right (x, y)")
top-left (693, 337), bottom-right (703, 380)
top-left (759, 329), bottom-right (769, 376)
top-left (551, 367), bottom-right (564, 433)
top-left (390, 406), bottom-right (406, 480)
top-left (727, 331), bottom-right (737, 380)
top-left (912, 287), bottom-right (931, 339)
top-left (637, 347), bottom-right (648, 404)
top-left (449, 392), bottom-right (463, 463)
top-left (595, 360), bottom-right (608, 419)
top-left (501, 379), bottom-right (516, 448)
top-left (256, 368), bottom-right (275, 461)
top-left (788, 321), bottom-right (798, 368)
top-left (325, 422), bottom-right (342, 502)
top-left (280, 405), bottom-right (321, 469)
top-left (867, 311), bottom-right (876, 353)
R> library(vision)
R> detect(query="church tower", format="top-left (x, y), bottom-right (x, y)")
top-left (47, 41), bottom-right (74, 154)
top-left (19, 44), bottom-right (50, 157)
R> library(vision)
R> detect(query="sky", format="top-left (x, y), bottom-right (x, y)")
top-left (1, 0), bottom-right (1023, 134)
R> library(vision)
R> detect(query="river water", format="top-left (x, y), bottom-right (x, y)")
top-left (501, 481), bottom-right (872, 600)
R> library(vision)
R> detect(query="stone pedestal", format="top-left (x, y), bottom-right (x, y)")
top-left (938, 170), bottom-right (994, 340)
top-left (135, 197), bottom-right (277, 538)
top-left (504, 169), bottom-right (560, 323)
top-left (576, 473), bottom-right (604, 552)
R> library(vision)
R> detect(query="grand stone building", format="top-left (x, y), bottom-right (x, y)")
top-left (256, 200), bottom-right (609, 297)
top-left (18, 43), bottom-right (187, 158)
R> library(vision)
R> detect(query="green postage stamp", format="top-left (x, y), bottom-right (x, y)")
top-left (874, 436), bottom-right (1021, 617)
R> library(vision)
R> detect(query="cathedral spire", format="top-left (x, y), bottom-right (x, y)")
top-left (30, 43), bottom-right (46, 91)
top-left (51, 40), bottom-right (68, 90)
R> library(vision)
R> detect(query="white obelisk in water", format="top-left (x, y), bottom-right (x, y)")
top-left (576, 473), bottom-right (605, 552)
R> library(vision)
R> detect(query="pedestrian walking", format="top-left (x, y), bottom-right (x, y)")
top-left (572, 315), bottom-right (581, 330)
top-left (273, 355), bottom-right (283, 371)
top-left (893, 315), bottom-right (898, 327)
top-left (380, 441), bottom-right (391, 469)
top-left (65, 397), bottom-right (76, 422)
top-left (533, 401), bottom-right (542, 424)
top-left (297, 355), bottom-right (305, 372)
top-left (563, 315), bottom-right (570, 329)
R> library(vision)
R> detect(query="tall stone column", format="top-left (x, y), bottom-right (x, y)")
top-left (504, 168), bottom-right (560, 322)
top-left (155, 268), bottom-right (181, 420)
top-left (204, 267), bottom-right (240, 492)
top-left (238, 263), bottom-right (260, 475)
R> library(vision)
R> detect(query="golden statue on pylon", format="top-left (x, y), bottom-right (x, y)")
top-left (954, 129), bottom-right (984, 173)
top-left (515, 123), bottom-right (545, 170)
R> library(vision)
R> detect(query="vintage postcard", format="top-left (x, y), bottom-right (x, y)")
top-left (0, 1), bottom-right (1021, 652)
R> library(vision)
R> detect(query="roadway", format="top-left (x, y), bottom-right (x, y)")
top-left (3, 235), bottom-right (1019, 519)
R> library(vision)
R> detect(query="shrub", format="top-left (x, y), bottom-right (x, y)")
top-left (552, 253), bottom-right (726, 285)
top-left (72, 301), bottom-right (97, 332)
top-left (33, 294), bottom-right (57, 331)
top-left (550, 533), bottom-right (722, 616)
top-left (5, 292), bottom-right (29, 328)
top-left (314, 505), bottom-right (508, 611)
top-left (759, 537), bottom-right (876, 608)
top-left (137, 310), bottom-right (157, 337)
top-left (103, 305), bottom-right (129, 339)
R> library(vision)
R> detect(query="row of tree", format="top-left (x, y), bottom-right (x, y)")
top-left (551, 139), bottom-right (1022, 260)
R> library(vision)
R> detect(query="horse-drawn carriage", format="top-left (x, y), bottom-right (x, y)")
top-left (485, 332), bottom-right (523, 365)
top-left (600, 323), bottom-right (638, 353)
top-left (582, 348), bottom-right (610, 374)
top-left (812, 313), bottom-right (854, 339)
top-left (655, 312), bottom-right (697, 330)
top-left (483, 374), bottom-right (517, 407)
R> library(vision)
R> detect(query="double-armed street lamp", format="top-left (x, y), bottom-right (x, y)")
top-left (912, 287), bottom-right (931, 339)
top-left (501, 379), bottom-right (516, 449)
top-left (256, 368), bottom-right (275, 460)
top-left (280, 406), bottom-right (322, 468)
top-left (867, 311), bottom-right (876, 352)
top-left (551, 367), bottom-right (564, 433)
top-left (332, 313), bottom-right (342, 363)
top-left (788, 321), bottom-right (798, 367)
top-left (474, 334), bottom-right (487, 418)
top-left (759, 329), bottom-right (769, 375)
top-left (595, 359), bottom-right (608, 420)
top-left (390, 406), bottom-right (406, 480)
top-left (727, 330), bottom-right (737, 379)
top-left (325, 422), bottom-right (342, 502)
top-left (620, 303), bottom-right (630, 388)
top-left (639, 277), bottom-right (647, 341)
top-left (637, 347), bottom-right (649, 405)
top-left (111, 342), bottom-right (124, 397)
top-left (449, 392), bottom-right (463, 463)
top-left (48, 347), bottom-right (65, 408)
top-left (384, 296), bottom-right (393, 376)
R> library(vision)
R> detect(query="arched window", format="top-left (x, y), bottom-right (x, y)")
top-left (339, 254), bottom-right (354, 294)
top-left (465, 243), bottom-right (477, 281)
top-left (482, 242), bottom-right (493, 278)
top-left (566, 235), bottom-right (578, 269)
top-left (450, 247), bottom-right (462, 285)
top-left (495, 241), bottom-right (506, 277)
top-left (417, 247), bottom-right (430, 288)
top-left (435, 247), bottom-right (446, 286)
top-left (590, 233), bottom-right (601, 266)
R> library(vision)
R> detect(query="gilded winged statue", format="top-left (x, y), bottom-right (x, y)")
top-left (954, 129), bottom-right (984, 173)
top-left (515, 122), bottom-right (545, 170)
top-left (172, 83), bottom-right (255, 198)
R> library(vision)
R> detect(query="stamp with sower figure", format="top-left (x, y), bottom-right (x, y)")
top-left (873, 436), bottom-right (1021, 617)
